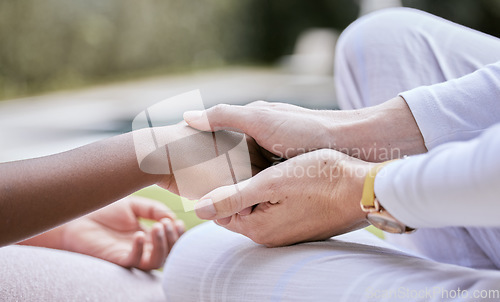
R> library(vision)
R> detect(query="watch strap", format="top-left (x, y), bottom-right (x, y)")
top-left (360, 159), bottom-right (398, 210)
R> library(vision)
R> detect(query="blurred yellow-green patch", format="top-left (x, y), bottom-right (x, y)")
top-left (133, 186), bottom-right (206, 230)
top-left (364, 225), bottom-right (385, 239)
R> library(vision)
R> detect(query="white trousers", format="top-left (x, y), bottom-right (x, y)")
top-left (163, 223), bottom-right (500, 301)
top-left (162, 8), bottom-right (500, 302)
top-left (334, 7), bottom-right (500, 271)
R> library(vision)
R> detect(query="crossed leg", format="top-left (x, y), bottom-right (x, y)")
top-left (163, 222), bottom-right (500, 301)
top-left (335, 7), bottom-right (500, 270)
top-left (162, 8), bottom-right (500, 301)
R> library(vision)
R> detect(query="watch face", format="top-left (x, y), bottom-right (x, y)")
top-left (367, 213), bottom-right (406, 234)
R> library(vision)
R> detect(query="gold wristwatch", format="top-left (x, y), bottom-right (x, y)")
top-left (360, 160), bottom-right (416, 234)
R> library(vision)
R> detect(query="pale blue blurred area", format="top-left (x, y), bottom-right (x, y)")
top-left (0, 68), bottom-right (338, 162)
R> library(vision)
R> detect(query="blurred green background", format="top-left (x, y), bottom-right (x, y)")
top-left (0, 0), bottom-right (357, 100)
top-left (2, 0), bottom-right (499, 101)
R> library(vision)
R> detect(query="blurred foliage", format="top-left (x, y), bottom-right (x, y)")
top-left (0, 0), bottom-right (256, 99)
top-left (0, 0), bottom-right (359, 100)
top-left (1, 0), bottom-right (499, 101)
top-left (403, 0), bottom-right (500, 39)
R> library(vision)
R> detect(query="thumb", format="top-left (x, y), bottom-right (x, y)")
top-left (183, 104), bottom-right (254, 133)
top-left (194, 177), bottom-right (264, 220)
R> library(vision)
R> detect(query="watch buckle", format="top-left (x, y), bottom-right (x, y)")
top-left (360, 199), bottom-right (380, 213)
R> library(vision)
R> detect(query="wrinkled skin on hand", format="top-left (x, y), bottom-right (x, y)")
top-left (195, 149), bottom-right (374, 247)
top-left (143, 122), bottom-right (276, 199)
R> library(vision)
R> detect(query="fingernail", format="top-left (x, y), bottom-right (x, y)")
top-left (216, 217), bottom-right (231, 225)
top-left (161, 218), bottom-right (173, 232)
top-left (194, 198), bottom-right (216, 219)
top-left (183, 110), bottom-right (203, 122)
top-left (166, 221), bottom-right (174, 233)
top-left (175, 220), bottom-right (185, 232)
top-left (155, 224), bottom-right (164, 238)
top-left (135, 232), bottom-right (145, 243)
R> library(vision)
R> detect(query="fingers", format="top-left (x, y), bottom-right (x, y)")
top-left (194, 176), bottom-right (267, 220)
top-left (238, 206), bottom-right (253, 216)
top-left (215, 216), bottom-right (232, 225)
top-left (121, 231), bottom-right (145, 268)
top-left (161, 218), bottom-right (179, 254)
top-left (246, 100), bottom-right (303, 113)
top-left (139, 223), bottom-right (168, 270)
top-left (183, 104), bottom-right (256, 133)
top-left (130, 219), bottom-right (185, 271)
top-left (126, 196), bottom-right (188, 270)
top-left (184, 101), bottom-right (300, 133)
top-left (129, 196), bottom-right (176, 221)
top-left (174, 220), bottom-right (185, 237)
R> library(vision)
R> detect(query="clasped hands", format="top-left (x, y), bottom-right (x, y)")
top-left (172, 97), bottom-right (425, 247)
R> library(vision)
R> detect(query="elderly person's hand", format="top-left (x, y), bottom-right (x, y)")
top-left (136, 122), bottom-right (275, 200)
top-left (184, 97), bottom-right (426, 162)
top-left (194, 149), bottom-right (375, 247)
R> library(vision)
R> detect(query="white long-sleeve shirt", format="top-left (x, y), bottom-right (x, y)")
top-left (375, 61), bottom-right (500, 228)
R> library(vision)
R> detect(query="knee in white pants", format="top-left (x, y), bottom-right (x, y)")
top-left (336, 7), bottom-right (428, 68)
top-left (334, 7), bottom-right (439, 108)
